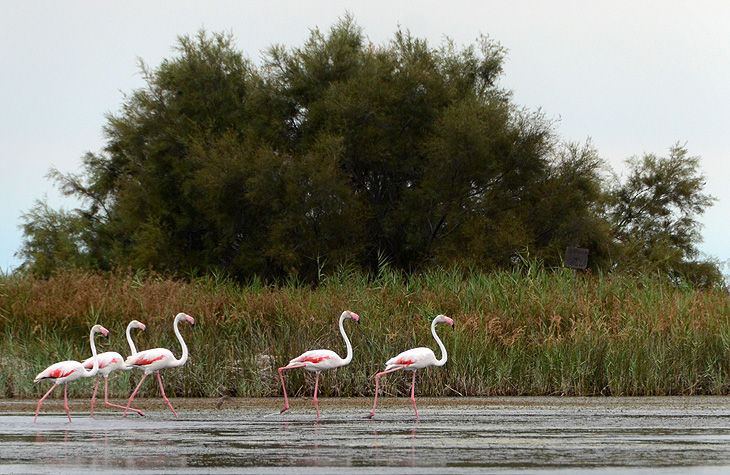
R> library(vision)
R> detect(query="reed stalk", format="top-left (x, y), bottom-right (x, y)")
top-left (1, 265), bottom-right (728, 399)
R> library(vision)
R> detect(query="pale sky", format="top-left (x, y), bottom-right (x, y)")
top-left (2, 1), bottom-right (729, 273)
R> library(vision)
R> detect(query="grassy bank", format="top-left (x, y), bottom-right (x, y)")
top-left (1, 265), bottom-right (729, 400)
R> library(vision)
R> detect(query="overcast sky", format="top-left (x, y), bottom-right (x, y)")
top-left (2, 1), bottom-right (729, 273)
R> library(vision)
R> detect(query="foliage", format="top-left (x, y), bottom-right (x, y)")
top-left (604, 143), bottom-right (720, 286)
top-left (16, 16), bottom-right (722, 286)
top-left (16, 200), bottom-right (98, 277)
top-left (2, 267), bottom-right (730, 400)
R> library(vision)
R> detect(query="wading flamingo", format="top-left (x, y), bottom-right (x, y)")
top-left (122, 312), bottom-right (195, 417)
top-left (83, 319), bottom-right (147, 416)
top-left (278, 310), bottom-right (360, 417)
top-left (33, 324), bottom-right (109, 423)
top-left (366, 314), bottom-right (454, 420)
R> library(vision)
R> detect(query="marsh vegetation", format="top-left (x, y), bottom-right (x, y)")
top-left (2, 263), bottom-right (729, 401)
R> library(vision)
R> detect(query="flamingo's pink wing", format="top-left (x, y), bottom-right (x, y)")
top-left (36, 361), bottom-right (78, 380)
top-left (127, 350), bottom-right (165, 366)
top-left (296, 353), bottom-right (332, 364)
top-left (83, 352), bottom-right (122, 369)
top-left (392, 356), bottom-right (415, 366)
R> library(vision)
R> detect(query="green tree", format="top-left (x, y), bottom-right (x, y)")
top-left (24, 18), bottom-right (719, 284)
top-left (50, 30), bottom-right (256, 275)
top-left (16, 199), bottom-right (97, 277)
top-left (605, 143), bottom-right (720, 285)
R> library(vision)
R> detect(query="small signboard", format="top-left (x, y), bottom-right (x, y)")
top-left (564, 247), bottom-right (589, 270)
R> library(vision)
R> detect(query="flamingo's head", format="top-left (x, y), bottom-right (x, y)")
top-left (93, 324), bottom-right (110, 338)
top-left (177, 312), bottom-right (195, 327)
top-left (130, 320), bottom-right (147, 332)
top-left (436, 315), bottom-right (454, 328)
top-left (345, 310), bottom-right (360, 323)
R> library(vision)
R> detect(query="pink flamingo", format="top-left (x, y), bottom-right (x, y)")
top-left (366, 314), bottom-right (454, 420)
top-left (122, 313), bottom-right (195, 417)
top-left (83, 319), bottom-right (147, 416)
top-left (33, 324), bottom-right (109, 423)
top-left (278, 310), bottom-right (360, 417)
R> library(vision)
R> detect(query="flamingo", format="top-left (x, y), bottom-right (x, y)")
top-left (83, 319), bottom-right (147, 416)
top-left (278, 310), bottom-right (360, 417)
top-left (122, 312), bottom-right (195, 417)
top-left (33, 324), bottom-right (110, 423)
top-left (366, 314), bottom-right (454, 420)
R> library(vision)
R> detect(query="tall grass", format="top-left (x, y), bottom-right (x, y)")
top-left (1, 265), bottom-right (729, 400)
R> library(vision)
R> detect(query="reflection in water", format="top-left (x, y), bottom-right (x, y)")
top-left (372, 422), bottom-right (420, 467)
top-left (313, 420), bottom-right (320, 464)
top-left (34, 429), bottom-right (70, 443)
top-left (410, 428), bottom-right (416, 466)
top-left (6, 397), bottom-right (730, 473)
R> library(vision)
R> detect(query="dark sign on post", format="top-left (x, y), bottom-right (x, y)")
top-left (564, 247), bottom-right (589, 270)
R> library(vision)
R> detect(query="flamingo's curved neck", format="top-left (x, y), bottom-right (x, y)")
top-left (126, 323), bottom-right (138, 355)
top-left (431, 319), bottom-right (448, 367)
top-left (82, 328), bottom-right (101, 377)
top-left (339, 314), bottom-right (353, 365)
top-left (172, 316), bottom-right (189, 368)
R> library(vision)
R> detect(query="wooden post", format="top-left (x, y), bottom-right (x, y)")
top-left (564, 247), bottom-right (589, 297)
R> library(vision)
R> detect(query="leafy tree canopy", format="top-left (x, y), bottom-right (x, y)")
top-left (17, 16), bottom-right (722, 286)
top-left (604, 143), bottom-right (720, 286)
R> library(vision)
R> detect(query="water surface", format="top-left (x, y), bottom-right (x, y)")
top-left (3, 396), bottom-right (730, 474)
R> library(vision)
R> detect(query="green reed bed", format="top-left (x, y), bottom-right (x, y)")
top-left (1, 265), bottom-right (729, 401)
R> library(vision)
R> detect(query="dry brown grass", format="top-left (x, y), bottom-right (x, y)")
top-left (2, 266), bottom-right (730, 399)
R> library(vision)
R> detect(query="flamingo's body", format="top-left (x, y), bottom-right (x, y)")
top-left (278, 310), bottom-right (360, 417)
top-left (33, 324), bottom-right (109, 423)
top-left (82, 320), bottom-right (146, 416)
top-left (122, 313), bottom-right (195, 417)
top-left (366, 314), bottom-right (454, 420)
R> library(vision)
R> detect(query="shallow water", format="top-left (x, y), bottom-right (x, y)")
top-left (3, 397), bottom-right (730, 473)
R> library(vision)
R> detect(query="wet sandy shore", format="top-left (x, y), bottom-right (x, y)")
top-left (3, 396), bottom-right (730, 473)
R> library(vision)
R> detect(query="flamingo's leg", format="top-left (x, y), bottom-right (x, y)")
top-left (123, 373), bottom-right (148, 417)
top-left (34, 383), bottom-right (58, 423)
top-left (366, 366), bottom-right (406, 419)
top-left (278, 364), bottom-right (306, 414)
top-left (156, 372), bottom-right (177, 418)
top-left (63, 383), bottom-right (72, 422)
top-left (90, 376), bottom-right (101, 416)
top-left (410, 370), bottom-right (419, 420)
top-left (104, 376), bottom-right (145, 416)
top-left (313, 372), bottom-right (320, 418)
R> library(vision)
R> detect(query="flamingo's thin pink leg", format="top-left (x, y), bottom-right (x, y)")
top-left (63, 383), bottom-right (72, 422)
top-left (278, 367), bottom-right (290, 413)
top-left (278, 364), bottom-right (306, 414)
top-left (90, 376), bottom-right (101, 416)
top-left (156, 372), bottom-right (177, 418)
top-left (366, 366), bottom-right (405, 419)
top-left (123, 373), bottom-right (147, 417)
top-left (104, 376), bottom-right (145, 416)
top-left (313, 372), bottom-right (320, 418)
top-left (410, 371), bottom-right (419, 420)
top-left (34, 383), bottom-right (58, 423)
